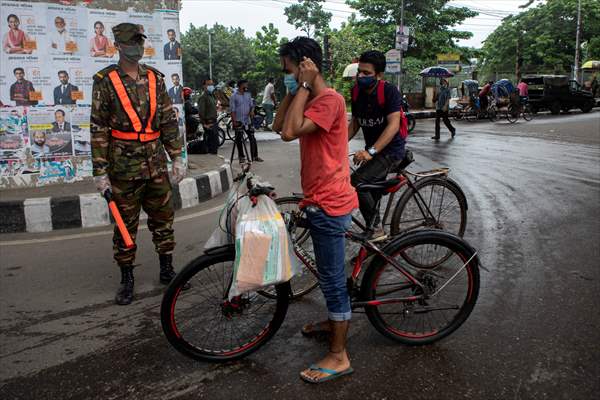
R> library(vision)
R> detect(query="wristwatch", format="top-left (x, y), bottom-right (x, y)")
top-left (300, 81), bottom-right (312, 92)
top-left (367, 146), bottom-right (377, 156)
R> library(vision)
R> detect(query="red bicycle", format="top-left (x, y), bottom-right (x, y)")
top-left (274, 150), bottom-right (468, 298)
top-left (160, 169), bottom-right (480, 362)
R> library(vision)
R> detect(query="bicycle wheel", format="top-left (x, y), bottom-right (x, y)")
top-left (522, 105), bottom-right (532, 121)
top-left (390, 177), bottom-right (467, 238)
top-left (161, 248), bottom-right (290, 362)
top-left (361, 230), bottom-right (480, 345)
top-left (507, 105), bottom-right (519, 123)
top-left (268, 197), bottom-right (320, 299)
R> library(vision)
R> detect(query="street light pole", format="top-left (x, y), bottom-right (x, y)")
top-left (574, 0), bottom-right (582, 83)
top-left (398, 0), bottom-right (405, 93)
top-left (208, 31), bottom-right (213, 80)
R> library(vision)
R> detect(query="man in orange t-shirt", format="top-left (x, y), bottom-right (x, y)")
top-left (274, 37), bottom-right (358, 384)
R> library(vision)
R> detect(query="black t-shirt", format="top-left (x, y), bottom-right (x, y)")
top-left (351, 81), bottom-right (406, 160)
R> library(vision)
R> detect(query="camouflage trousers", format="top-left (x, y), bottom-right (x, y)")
top-left (111, 173), bottom-right (175, 266)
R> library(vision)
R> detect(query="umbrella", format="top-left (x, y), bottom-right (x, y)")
top-left (582, 60), bottom-right (600, 69)
top-left (419, 66), bottom-right (454, 78)
top-left (342, 63), bottom-right (358, 78)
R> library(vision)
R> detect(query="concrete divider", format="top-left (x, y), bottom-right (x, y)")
top-left (0, 163), bottom-right (233, 234)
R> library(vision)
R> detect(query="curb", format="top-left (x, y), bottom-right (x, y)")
top-left (0, 163), bottom-right (233, 234)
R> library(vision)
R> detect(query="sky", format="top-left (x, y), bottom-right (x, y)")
top-left (179, 0), bottom-right (536, 49)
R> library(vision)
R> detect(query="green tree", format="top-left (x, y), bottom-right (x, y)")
top-left (245, 24), bottom-right (286, 99)
top-left (480, 0), bottom-right (600, 77)
top-left (181, 23), bottom-right (255, 89)
top-left (284, 0), bottom-right (332, 39)
top-left (345, 0), bottom-right (477, 62)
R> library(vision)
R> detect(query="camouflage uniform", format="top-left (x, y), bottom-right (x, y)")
top-left (91, 63), bottom-right (181, 266)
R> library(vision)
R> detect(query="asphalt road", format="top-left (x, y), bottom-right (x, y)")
top-left (1, 110), bottom-right (599, 400)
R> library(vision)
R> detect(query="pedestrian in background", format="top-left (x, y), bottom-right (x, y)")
top-left (230, 79), bottom-right (262, 163)
top-left (261, 77), bottom-right (276, 130)
top-left (432, 78), bottom-right (455, 140)
top-left (90, 23), bottom-right (186, 306)
top-left (517, 78), bottom-right (529, 104)
top-left (197, 78), bottom-right (219, 154)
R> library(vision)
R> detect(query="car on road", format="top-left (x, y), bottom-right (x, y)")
top-left (522, 75), bottom-right (595, 115)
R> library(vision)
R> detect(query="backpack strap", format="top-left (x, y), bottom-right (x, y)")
top-left (351, 84), bottom-right (359, 102)
top-left (377, 80), bottom-right (386, 108)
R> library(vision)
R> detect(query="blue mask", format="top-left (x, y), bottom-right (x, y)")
top-left (206, 85), bottom-right (215, 93)
top-left (357, 76), bottom-right (377, 90)
top-left (284, 74), bottom-right (298, 95)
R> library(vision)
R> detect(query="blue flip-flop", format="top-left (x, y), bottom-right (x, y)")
top-left (300, 364), bottom-right (354, 384)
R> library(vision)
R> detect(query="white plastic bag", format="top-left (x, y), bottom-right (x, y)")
top-left (204, 177), bottom-right (248, 250)
top-left (228, 194), bottom-right (301, 299)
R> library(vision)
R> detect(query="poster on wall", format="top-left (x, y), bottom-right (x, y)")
top-left (1, 1), bottom-right (48, 57)
top-left (0, 1), bottom-right (183, 189)
top-left (27, 106), bottom-right (73, 158)
top-left (86, 8), bottom-right (126, 69)
top-left (70, 106), bottom-right (91, 155)
top-left (128, 11), bottom-right (162, 63)
top-left (160, 10), bottom-right (182, 63)
top-left (0, 106), bottom-right (28, 159)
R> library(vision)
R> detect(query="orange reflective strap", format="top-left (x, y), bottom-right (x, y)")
top-left (146, 69), bottom-right (157, 133)
top-left (111, 129), bottom-right (160, 142)
top-left (108, 70), bottom-right (143, 132)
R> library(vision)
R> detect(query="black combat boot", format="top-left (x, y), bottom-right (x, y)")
top-left (159, 253), bottom-right (176, 284)
top-left (115, 265), bottom-right (134, 305)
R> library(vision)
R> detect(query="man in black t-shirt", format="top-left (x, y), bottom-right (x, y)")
top-left (349, 50), bottom-right (408, 239)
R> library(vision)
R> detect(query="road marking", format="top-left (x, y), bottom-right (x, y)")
top-left (0, 205), bottom-right (223, 247)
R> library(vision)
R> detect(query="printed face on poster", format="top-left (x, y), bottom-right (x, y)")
top-left (27, 107), bottom-right (73, 158)
top-left (161, 10), bottom-right (181, 62)
top-left (0, 107), bottom-right (28, 159)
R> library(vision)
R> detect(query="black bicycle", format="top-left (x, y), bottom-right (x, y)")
top-left (161, 169), bottom-right (480, 362)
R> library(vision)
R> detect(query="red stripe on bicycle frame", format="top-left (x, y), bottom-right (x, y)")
top-left (352, 247), bottom-right (368, 280)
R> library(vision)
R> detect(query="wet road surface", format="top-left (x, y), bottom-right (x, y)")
top-left (1, 111), bottom-right (599, 399)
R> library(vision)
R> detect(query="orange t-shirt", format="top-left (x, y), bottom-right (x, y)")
top-left (299, 88), bottom-right (358, 216)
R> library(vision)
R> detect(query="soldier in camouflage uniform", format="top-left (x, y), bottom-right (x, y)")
top-left (91, 23), bottom-right (186, 305)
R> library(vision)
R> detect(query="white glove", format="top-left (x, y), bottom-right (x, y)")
top-left (171, 156), bottom-right (186, 184)
top-left (94, 174), bottom-right (112, 198)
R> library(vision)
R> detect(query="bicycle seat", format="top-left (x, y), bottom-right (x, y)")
top-left (355, 177), bottom-right (403, 192)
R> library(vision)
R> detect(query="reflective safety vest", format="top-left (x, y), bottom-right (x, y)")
top-left (108, 69), bottom-right (160, 142)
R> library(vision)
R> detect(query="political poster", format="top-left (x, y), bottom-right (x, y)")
top-left (27, 107), bottom-right (73, 157)
top-left (70, 106), bottom-right (91, 156)
top-left (160, 10), bottom-right (182, 62)
top-left (0, 1), bottom-right (183, 189)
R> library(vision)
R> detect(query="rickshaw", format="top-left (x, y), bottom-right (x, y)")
top-left (453, 80), bottom-right (486, 121)
top-left (490, 79), bottom-right (519, 123)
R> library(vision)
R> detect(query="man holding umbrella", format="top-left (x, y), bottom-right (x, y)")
top-left (419, 67), bottom-right (456, 140)
top-left (432, 78), bottom-right (455, 140)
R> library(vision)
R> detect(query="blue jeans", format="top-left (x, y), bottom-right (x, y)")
top-left (305, 206), bottom-right (352, 321)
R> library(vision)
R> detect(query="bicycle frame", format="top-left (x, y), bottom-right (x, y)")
top-left (291, 226), bottom-right (473, 310)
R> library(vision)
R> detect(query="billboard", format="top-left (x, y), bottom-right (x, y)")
top-left (0, 0), bottom-right (184, 188)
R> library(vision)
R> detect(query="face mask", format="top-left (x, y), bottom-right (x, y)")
top-left (207, 85), bottom-right (215, 93)
top-left (119, 43), bottom-right (144, 63)
top-left (284, 74), bottom-right (298, 95)
top-left (357, 76), bottom-right (377, 90)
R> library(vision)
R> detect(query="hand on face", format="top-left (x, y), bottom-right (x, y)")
top-left (298, 57), bottom-right (319, 86)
